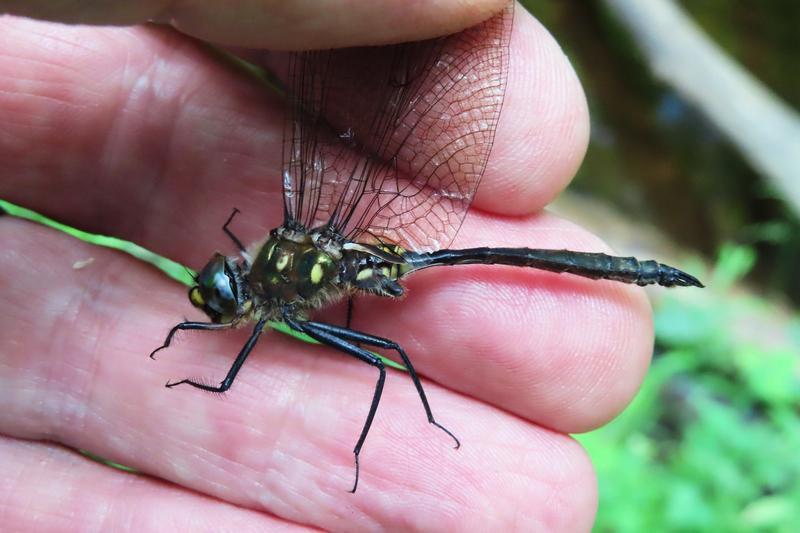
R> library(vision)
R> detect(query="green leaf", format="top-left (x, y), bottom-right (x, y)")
top-left (712, 244), bottom-right (756, 287)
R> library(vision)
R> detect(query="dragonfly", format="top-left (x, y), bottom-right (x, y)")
top-left (150, 3), bottom-right (702, 493)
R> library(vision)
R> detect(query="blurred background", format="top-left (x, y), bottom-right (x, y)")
top-left (518, 0), bottom-right (800, 530)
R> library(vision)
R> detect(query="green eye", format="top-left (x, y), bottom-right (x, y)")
top-left (191, 254), bottom-right (242, 321)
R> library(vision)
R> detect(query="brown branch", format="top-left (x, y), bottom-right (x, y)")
top-left (602, 0), bottom-right (800, 217)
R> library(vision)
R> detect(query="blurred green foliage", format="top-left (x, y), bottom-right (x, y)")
top-left (579, 245), bottom-right (800, 532)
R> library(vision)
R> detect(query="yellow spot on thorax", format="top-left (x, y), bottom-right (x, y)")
top-left (275, 253), bottom-right (290, 272)
top-left (356, 268), bottom-right (373, 281)
top-left (310, 262), bottom-right (324, 284)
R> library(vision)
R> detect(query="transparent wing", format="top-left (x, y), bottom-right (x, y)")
top-left (281, 4), bottom-right (512, 252)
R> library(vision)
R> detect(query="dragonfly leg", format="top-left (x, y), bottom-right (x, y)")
top-left (301, 320), bottom-right (460, 450)
top-left (164, 318), bottom-right (266, 393)
top-left (222, 207), bottom-right (248, 257)
top-left (149, 321), bottom-right (235, 360)
top-left (283, 313), bottom-right (386, 493)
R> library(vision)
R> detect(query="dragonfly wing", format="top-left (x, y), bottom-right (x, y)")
top-left (281, 4), bottom-right (513, 252)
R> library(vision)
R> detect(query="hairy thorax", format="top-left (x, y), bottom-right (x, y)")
top-left (248, 234), bottom-right (341, 309)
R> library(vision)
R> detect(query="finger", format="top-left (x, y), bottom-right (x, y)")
top-left (351, 210), bottom-right (654, 433)
top-left (0, 437), bottom-right (310, 531)
top-left (0, 7), bottom-right (586, 267)
top-left (475, 4), bottom-right (589, 214)
top-left (0, 220), bottom-right (598, 529)
top-left (0, 0), bottom-right (508, 49)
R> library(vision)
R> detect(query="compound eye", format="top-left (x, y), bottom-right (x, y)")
top-left (203, 268), bottom-right (235, 303)
top-left (192, 254), bottom-right (239, 320)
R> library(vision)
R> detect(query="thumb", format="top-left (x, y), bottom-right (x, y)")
top-left (0, 0), bottom-right (509, 49)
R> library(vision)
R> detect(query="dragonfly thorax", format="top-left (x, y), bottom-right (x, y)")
top-left (248, 233), bottom-right (339, 306)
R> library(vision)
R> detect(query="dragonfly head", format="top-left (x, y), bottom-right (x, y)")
top-left (189, 253), bottom-right (249, 323)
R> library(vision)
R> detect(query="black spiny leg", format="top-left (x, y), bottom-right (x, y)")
top-left (302, 320), bottom-right (459, 449)
top-left (165, 318), bottom-right (267, 393)
top-left (283, 312), bottom-right (385, 493)
top-left (222, 207), bottom-right (248, 259)
top-left (150, 321), bottom-right (236, 360)
top-left (283, 310), bottom-right (458, 492)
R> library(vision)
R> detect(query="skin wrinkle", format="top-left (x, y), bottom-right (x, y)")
top-left (403, 265), bottom-right (615, 415)
top-left (548, 457), bottom-right (597, 531)
top-left (153, 106), bottom-right (278, 260)
top-left (109, 38), bottom-right (186, 241)
top-left (194, 347), bottom-right (323, 487)
top-left (218, 418), bottom-right (291, 486)
top-left (350, 468), bottom-right (447, 531)
top-left (90, 463), bottom-right (124, 532)
top-left (0, 36), bottom-right (101, 100)
top-left (159, 385), bottom-right (333, 515)
top-left (567, 278), bottom-right (651, 413)
top-left (18, 25), bottom-right (109, 63)
top-left (170, 439), bottom-right (237, 497)
top-left (3, 86), bottom-right (90, 116)
top-left (33, 249), bottom-right (220, 474)
top-left (66, 276), bottom-right (118, 431)
top-left (0, 438), bottom-right (308, 531)
top-left (577, 306), bottom-right (637, 403)
top-left (255, 453), bottom-right (306, 524)
top-left (0, 440), bottom-right (28, 517)
top-left (328, 390), bottom-right (490, 524)
top-left (229, 357), bottom-right (307, 415)
top-left (424, 276), bottom-right (521, 374)
top-left (280, 454), bottom-right (366, 526)
top-left (114, 33), bottom-right (219, 238)
top-left (408, 294), bottom-right (524, 391)
top-left (38, 295), bottom-right (86, 440)
top-left (392, 420), bottom-right (556, 528)
top-left (506, 440), bottom-right (586, 530)
top-left (278, 467), bottom-right (346, 526)
top-left (60, 382), bottom-right (140, 461)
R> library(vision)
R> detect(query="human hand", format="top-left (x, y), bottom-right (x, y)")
top-left (0, 2), bottom-right (653, 530)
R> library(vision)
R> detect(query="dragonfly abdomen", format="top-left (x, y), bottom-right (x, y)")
top-left (403, 248), bottom-right (703, 288)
